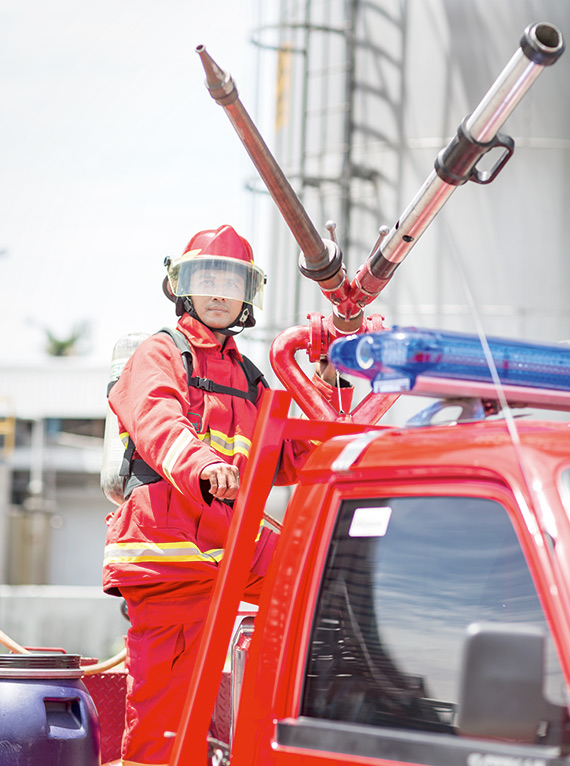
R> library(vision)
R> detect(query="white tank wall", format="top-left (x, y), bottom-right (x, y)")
top-left (388, 0), bottom-right (570, 342)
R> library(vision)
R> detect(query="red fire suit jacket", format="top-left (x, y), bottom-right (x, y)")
top-left (102, 313), bottom-right (352, 595)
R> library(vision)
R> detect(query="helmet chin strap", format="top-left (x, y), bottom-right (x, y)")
top-left (180, 297), bottom-right (249, 337)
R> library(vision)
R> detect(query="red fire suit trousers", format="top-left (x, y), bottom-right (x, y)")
top-left (119, 572), bottom-right (265, 766)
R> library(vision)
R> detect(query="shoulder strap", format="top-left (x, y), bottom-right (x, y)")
top-left (158, 327), bottom-right (266, 404)
top-left (239, 355), bottom-right (268, 389)
top-left (237, 355), bottom-right (268, 402)
top-left (158, 326), bottom-right (194, 382)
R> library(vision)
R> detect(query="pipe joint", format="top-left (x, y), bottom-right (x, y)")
top-left (298, 239), bottom-right (344, 282)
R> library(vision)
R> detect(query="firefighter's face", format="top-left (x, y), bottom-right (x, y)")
top-left (189, 268), bottom-right (246, 329)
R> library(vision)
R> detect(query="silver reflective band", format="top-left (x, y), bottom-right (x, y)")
top-left (331, 430), bottom-right (384, 472)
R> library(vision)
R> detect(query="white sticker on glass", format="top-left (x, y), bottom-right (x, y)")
top-left (348, 506), bottom-right (392, 537)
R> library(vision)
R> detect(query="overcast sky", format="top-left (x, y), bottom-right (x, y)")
top-left (0, 0), bottom-right (259, 362)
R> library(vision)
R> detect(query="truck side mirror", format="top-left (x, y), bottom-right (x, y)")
top-left (456, 622), bottom-right (547, 742)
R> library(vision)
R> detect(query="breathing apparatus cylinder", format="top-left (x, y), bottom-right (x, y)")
top-left (100, 332), bottom-right (149, 505)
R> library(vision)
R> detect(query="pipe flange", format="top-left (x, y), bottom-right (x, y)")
top-left (298, 239), bottom-right (343, 282)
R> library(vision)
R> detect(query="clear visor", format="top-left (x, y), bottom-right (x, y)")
top-left (167, 255), bottom-right (265, 309)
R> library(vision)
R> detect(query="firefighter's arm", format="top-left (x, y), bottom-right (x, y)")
top-left (315, 357), bottom-right (337, 385)
top-left (109, 335), bottom-right (227, 504)
top-left (313, 356), bottom-right (354, 412)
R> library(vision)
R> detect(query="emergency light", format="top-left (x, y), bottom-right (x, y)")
top-left (329, 328), bottom-right (570, 394)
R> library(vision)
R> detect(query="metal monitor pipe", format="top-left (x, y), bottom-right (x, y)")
top-left (195, 46), bottom-right (347, 291)
top-left (197, 22), bottom-right (564, 329)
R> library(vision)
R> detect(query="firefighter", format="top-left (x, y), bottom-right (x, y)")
top-left (102, 224), bottom-right (352, 766)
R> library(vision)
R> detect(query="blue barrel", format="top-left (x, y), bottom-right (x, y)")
top-left (0, 653), bottom-right (100, 765)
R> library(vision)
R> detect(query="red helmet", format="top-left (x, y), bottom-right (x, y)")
top-left (166, 225), bottom-right (265, 310)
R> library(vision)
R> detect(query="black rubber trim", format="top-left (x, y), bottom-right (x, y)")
top-left (276, 718), bottom-right (567, 766)
top-left (435, 117), bottom-right (514, 186)
top-left (520, 24), bottom-right (565, 66)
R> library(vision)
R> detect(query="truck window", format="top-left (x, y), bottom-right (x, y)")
top-left (301, 496), bottom-right (567, 740)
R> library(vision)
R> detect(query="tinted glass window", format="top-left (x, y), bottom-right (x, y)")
top-left (302, 496), bottom-right (566, 738)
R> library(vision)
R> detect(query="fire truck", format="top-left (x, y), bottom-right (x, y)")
top-left (1, 20), bottom-right (569, 766)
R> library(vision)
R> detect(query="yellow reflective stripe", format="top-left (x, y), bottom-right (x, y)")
top-left (119, 431), bottom-right (130, 448)
top-left (197, 429), bottom-right (251, 458)
top-left (162, 429), bottom-right (194, 492)
top-left (104, 541), bottom-right (224, 565)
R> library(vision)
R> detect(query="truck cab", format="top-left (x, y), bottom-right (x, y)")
top-left (230, 414), bottom-right (570, 765)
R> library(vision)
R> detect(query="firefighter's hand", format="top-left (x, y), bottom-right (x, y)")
top-left (315, 357), bottom-right (337, 386)
top-left (200, 463), bottom-right (240, 500)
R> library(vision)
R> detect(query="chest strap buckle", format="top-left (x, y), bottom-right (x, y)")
top-left (193, 377), bottom-right (215, 392)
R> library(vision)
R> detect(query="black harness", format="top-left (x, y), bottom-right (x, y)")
top-left (115, 327), bottom-right (267, 500)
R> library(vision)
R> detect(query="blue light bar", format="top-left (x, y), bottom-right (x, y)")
top-left (329, 328), bottom-right (570, 394)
